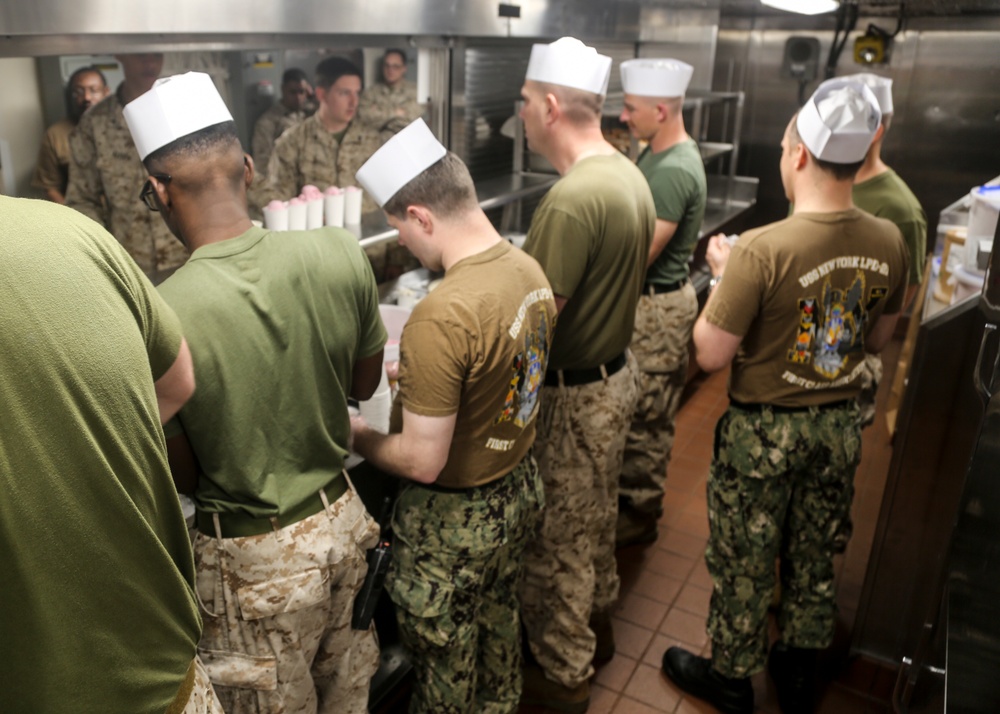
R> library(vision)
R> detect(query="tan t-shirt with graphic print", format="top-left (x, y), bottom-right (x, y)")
top-left (705, 209), bottom-right (908, 408)
top-left (393, 240), bottom-right (557, 489)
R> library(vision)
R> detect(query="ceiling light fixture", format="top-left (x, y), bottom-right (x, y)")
top-left (761, 0), bottom-right (840, 15)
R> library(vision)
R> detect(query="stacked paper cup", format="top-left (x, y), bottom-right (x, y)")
top-left (262, 200), bottom-right (289, 231)
top-left (301, 185), bottom-right (325, 229)
top-left (324, 186), bottom-right (345, 227)
top-left (344, 186), bottom-right (363, 225)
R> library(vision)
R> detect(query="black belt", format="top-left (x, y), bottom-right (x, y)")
top-left (544, 352), bottom-right (627, 387)
top-left (645, 279), bottom-right (689, 295)
top-left (196, 473), bottom-right (347, 538)
top-left (729, 398), bottom-right (856, 414)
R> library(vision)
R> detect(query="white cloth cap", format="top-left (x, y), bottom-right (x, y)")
top-left (525, 37), bottom-right (612, 96)
top-left (355, 119), bottom-right (447, 207)
top-left (841, 72), bottom-right (893, 115)
top-left (796, 79), bottom-right (881, 164)
top-left (123, 72), bottom-right (233, 160)
top-left (620, 59), bottom-right (694, 98)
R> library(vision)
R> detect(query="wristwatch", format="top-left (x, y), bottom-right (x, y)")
top-left (709, 274), bottom-right (723, 291)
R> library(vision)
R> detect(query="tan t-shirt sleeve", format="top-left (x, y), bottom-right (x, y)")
top-left (32, 128), bottom-right (64, 191)
top-left (397, 316), bottom-right (469, 417)
top-left (703, 243), bottom-right (768, 338)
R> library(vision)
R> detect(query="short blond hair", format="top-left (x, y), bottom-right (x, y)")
top-left (538, 82), bottom-right (605, 126)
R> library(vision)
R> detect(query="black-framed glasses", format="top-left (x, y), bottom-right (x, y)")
top-left (139, 174), bottom-right (172, 211)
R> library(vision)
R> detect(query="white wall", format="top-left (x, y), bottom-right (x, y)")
top-left (0, 58), bottom-right (45, 197)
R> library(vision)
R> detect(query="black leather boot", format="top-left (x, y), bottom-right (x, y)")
top-left (768, 641), bottom-right (818, 714)
top-left (661, 646), bottom-right (754, 714)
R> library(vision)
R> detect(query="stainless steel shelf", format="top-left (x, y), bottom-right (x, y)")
top-left (699, 142), bottom-right (734, 163)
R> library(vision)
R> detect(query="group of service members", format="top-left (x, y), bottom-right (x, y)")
top-left (2, 31), bottom-right (925, 714)
top-left (32, 49), bottom-right (424, 285)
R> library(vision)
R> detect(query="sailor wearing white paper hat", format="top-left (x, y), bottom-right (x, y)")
top-left (840, 72), bottom-right (927, 426)
top-left (516, 37), bottom-right (655, 712)
top-left (352, 118), bottom-right (557, 713)
top-left (662, 79), bottom-right (909, 714)
top-left (616, 59), bottom-right (708, 549)
top-left (126, 71), bottom-right (388, 713)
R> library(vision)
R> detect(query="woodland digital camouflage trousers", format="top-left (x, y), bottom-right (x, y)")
top-left (520, 355), bottom-right (640, 688)
top-left (388, 456), bottom-right (543, 714)
top-left (193, 485), bottom-right (380, 714)
top-left (705, 402), bottom-right (861, 678)
top-left (621, 285), bottom-right (699, 516)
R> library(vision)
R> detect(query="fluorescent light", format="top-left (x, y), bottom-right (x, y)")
top-left (761, 0), bottom-right (840, 14)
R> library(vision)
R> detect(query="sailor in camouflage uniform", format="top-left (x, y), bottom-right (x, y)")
top-left (66, 53), bottom-right (189, 283)
top-left (662, 80), bottom-right (909, 714)
top-left (250, 67), bottom-right (315, 182)
top-left (357, 49), bottom-right (425, 143)
top-left (251, 57), bottom-right (381, 216)
top-left (352, 121), bottom-right (557, 714)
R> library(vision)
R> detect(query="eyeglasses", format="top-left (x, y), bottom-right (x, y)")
top-left (384, 63), bottom-right (405, 70)
top-left (139, 174), bottom-right (172, 211)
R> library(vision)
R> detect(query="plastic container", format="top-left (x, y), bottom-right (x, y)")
top-left (963, 185), bottom-right (1000, 271)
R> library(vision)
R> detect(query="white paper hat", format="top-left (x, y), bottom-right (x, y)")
top-left (796, 79), bottom-right (882, 164)
top-left (620, 59), bottom-right (694, 98)
top-left (841, 72), bottom-right (893, 115)
top-left (525, 37), bottom-right (612, 96)
top-left (123, 72), bottom-right (233, 160)
top-left (355, 119), bottom-right (447, 207)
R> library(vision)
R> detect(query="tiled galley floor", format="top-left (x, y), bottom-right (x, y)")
top-left (521, 338), bottom-right (903, 714)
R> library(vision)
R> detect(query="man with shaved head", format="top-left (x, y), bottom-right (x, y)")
top-left (124, 72), bottom-right (386, 714)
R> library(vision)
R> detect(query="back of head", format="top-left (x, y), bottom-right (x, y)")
top-left (356, 118), bottom-right (476, 219)
top-left (123, 72), bottom-right (244, 195)
top-left (794, 78), bottom-right (881, 181)
top-left (525, 37), bottom-right (611, 125)
top-left (315, 56), bottom-right (363, 90)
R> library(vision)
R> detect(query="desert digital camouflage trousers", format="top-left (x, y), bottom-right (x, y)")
top-left (388, 456), bottom-right (544, 714)
top-left (621, 285), bottom-right (699, 516)
top-left (705, 402), bottom-right (861, 678)
top-left (520, 355), bottom-right (640, 688)
top-left (177, 657), bottom-right (225, 714)
top-left (193, 484), bottom-right (380, 714)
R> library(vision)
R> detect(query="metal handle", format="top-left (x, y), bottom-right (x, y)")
top-left (974, 323), bottom-right (999, 402)
top-left (892, 656), bottom-right (913, 714)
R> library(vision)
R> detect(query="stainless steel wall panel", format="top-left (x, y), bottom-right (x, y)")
top-left (712, 19), bottom-right (1000, 233)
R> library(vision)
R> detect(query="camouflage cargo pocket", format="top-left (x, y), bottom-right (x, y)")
top-left (388, 572), bottom-right (456, 650)
top-left (237, 567), bottom-right (329, 620)
top-left (197, 647), bottom-right (278, 691)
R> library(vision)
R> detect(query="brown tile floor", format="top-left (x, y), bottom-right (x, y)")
top-left (523, 337), bottom-right (904, 714)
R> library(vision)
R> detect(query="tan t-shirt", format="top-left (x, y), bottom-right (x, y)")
top-left (393, 240), bottom-right (557, 488)
top-left (705, 209), bottom-right (909, 407)
top-left (524, 152), bottom-right (655, 371)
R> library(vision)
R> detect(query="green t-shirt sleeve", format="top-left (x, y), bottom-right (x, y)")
top-left (523, 205), bottom-right (590, 300)
top-left (899, 218), bottom-right (927, 285)
top-left (703, 244), bottom-right (767, 337)
top-left (349, 240), bottom-right (389, 359)
top-left (108, 238), bottom-right (183, 381)
top-left (648, 164), bottom-right (698, 223)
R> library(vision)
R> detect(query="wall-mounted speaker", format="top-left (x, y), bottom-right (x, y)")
top-left (781, 36), bottom-right (821, 82)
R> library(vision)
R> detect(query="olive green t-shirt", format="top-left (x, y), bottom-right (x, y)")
top-left (637, 138), bottom-right (707, 286)
top-left (524, 152), bottom-right (655, 371)
top-left (0, 197), bottom-right (201, 713)
top-left (853, 169), bottom-right (927, 285)
top-left (392, 241), bottom-right (557, 488)
top-left (159, 226), bottom-right (386, 518)
top-left (705, 209), bottom-right (909, 407)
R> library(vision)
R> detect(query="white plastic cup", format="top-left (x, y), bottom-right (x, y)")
top-left (324, 189), bottom-right (345, 227)
top-left (344, 186), bottom-right (363, 225)
top-left (287, 198), bottom-right (307, 231)
top-left (306, 196), bottom-right (324, 229)
top-left (262, 201), bottom-right (289, 231)
top-left (359, 376), bottom-right (392, 434)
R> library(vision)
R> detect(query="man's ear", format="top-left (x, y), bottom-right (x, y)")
top-left (544, 92), bottom-right (560, 126)
top-left (407, 204), bottom-right (433, 233)
top-left (243, 154), bottom-right (255, 187)
top-left (872, 123), bottom-right (886, 144)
